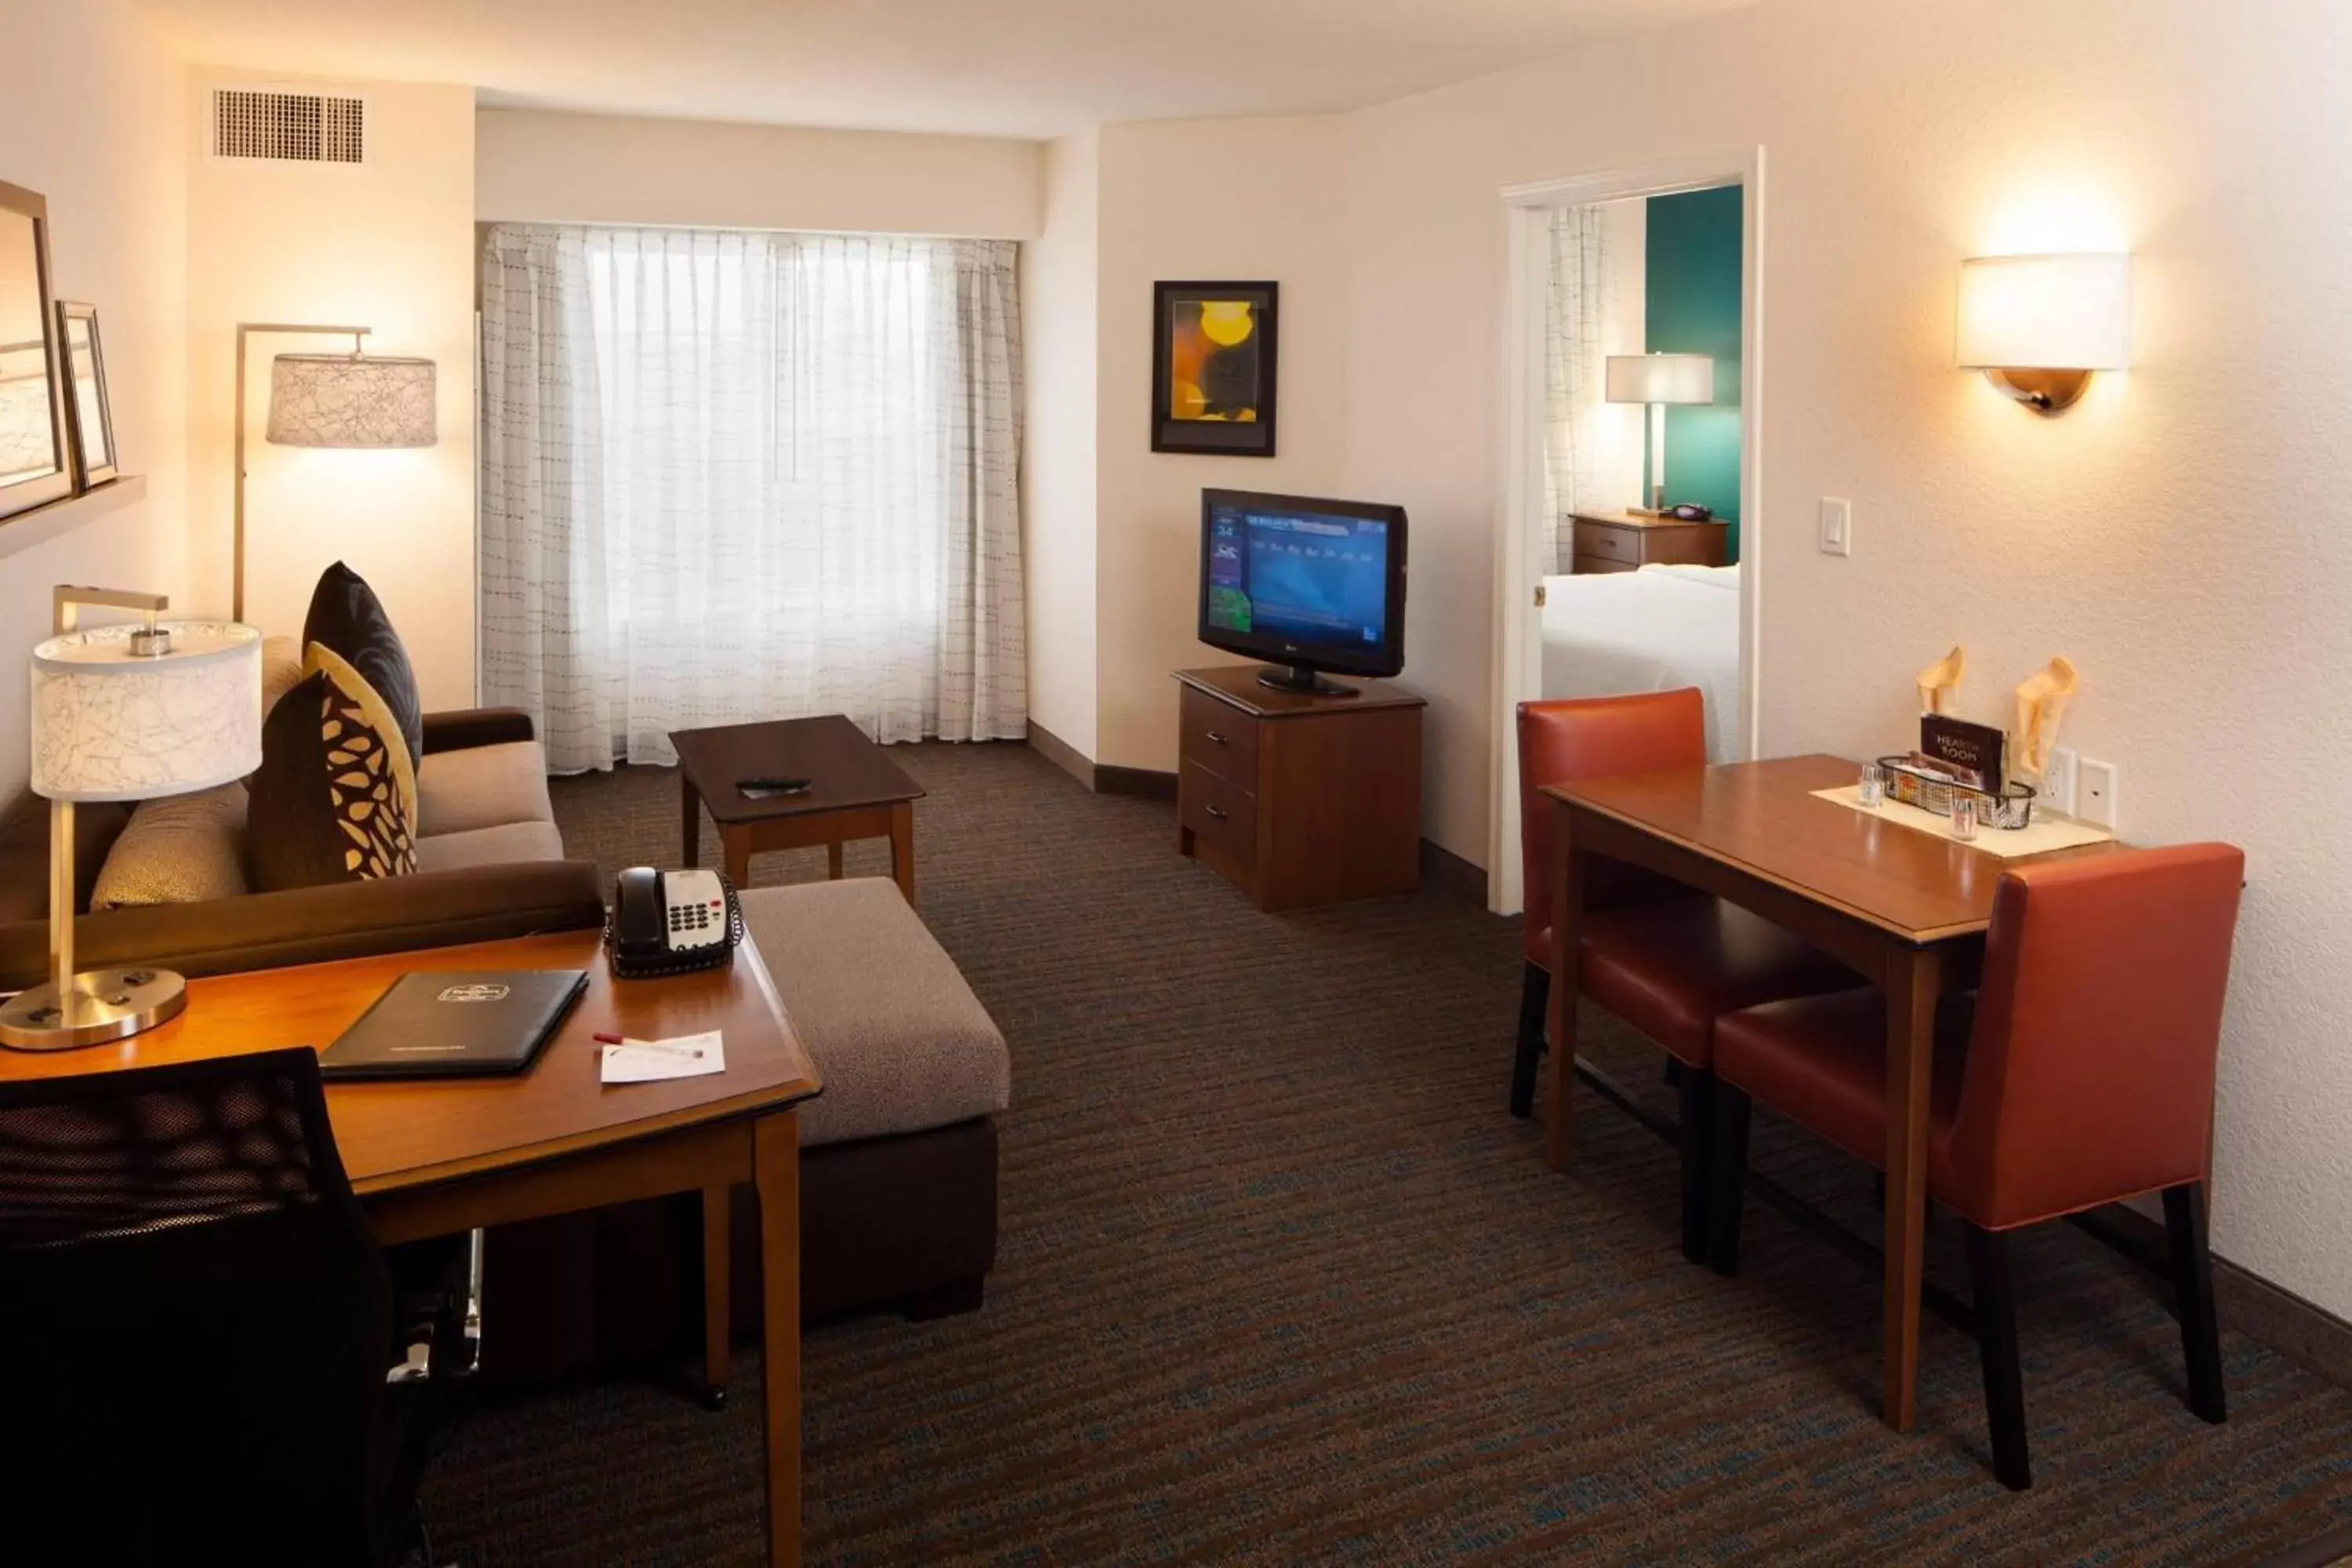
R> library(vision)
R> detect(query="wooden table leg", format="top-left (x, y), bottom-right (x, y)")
top-left (888, 801), bottom-right (915, 904)
top-left (826, 841), bottom-right (844, 880)
top-left (1882, 945), bottom-right (1940, 1432)
top-left (683, 775), bottom-right (702, 867)
top-left (753, 1112), bottom-right (802, 1566)
top-left (724, 824), bottom-right (753, 891)
top-left (1544, 801), bottom-right (1587, 1173)
top-left (701, 1183), bottom-right (731, 1410)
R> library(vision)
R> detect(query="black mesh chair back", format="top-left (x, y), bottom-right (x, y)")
top-left (0, 1048), bottom-right (401, 1566)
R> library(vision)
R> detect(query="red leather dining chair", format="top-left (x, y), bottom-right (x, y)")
top-left (1513, 690), bottom-right (1857, 1259)
top-left (1705, 843), bottom-right (2245, 1489)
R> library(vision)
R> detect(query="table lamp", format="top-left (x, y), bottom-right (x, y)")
top-left (1605, 352), bottom-right (1715, 514)
top-left (0, 587), bottom-right (261, 1051)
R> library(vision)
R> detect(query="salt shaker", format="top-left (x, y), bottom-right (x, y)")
top-left (1950, 795), bottom-right (1979, 841)
top-left (1857, 763), bottom-right (1886, 808)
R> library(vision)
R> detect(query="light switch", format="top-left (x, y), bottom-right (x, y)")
top-left (2078, 758), bottom-right (2119, 831)
top-left (1819, 498), bottom-right (1852, 557)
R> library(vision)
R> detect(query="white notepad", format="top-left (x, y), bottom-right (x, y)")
top-left (600, 1031), bottom-right (726, 1084)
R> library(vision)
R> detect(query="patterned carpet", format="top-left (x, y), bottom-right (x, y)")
top-left (420, 740), bottom-right (2352, 1566)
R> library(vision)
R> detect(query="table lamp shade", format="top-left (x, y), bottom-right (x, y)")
top-left (266, 353), bottom-right (437, 448)
top-left (30, 622), bottom-right (263, 802)
top-left (1606, 353), bottom-right (1715, 405)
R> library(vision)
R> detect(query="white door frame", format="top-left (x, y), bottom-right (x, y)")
top-left (1488, 147), bottom-right (1768, 915)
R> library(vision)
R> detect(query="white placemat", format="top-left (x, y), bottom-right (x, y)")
top-left (1810, 786), bottom-right (2114, 858)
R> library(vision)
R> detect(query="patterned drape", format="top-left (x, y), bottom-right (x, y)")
top-left (478, 224), bottom-right (1027, 772)
top-left (1543, 205), bottom-right (1616, 574)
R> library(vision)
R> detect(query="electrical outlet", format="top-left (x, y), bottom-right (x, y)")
top-left (2078, 757), bottom-right (2119, 831)
top-left (1819, 498), bottom-right (1852, 557)
top-left (2038, 746), bottom-right (2078, 817)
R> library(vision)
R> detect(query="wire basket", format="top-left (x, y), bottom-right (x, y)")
top-left (1875, 755), bottom-right (2037, 830)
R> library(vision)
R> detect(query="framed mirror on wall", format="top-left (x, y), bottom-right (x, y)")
top-left (56, 303), bottom-right (114, 488)
top-left (0, 180), bottom-right (71, 522)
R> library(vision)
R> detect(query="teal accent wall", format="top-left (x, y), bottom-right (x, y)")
top-left (1646, 185), bottom-right (1743, 559)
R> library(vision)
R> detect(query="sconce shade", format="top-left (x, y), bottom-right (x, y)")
top-left (1606, 353), bottom-right (1715, 405)
top-left (1956, 253), bottom-right (2131, 371)
top-left (266, 353), bottom-right (437, 448)
top-left (30, 621), bottom-right (263, 802)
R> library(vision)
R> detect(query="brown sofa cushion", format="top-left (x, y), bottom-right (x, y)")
top-left (248, 648), bottom-right (419, 891)
top-left (417, 741), bottom-right (554, 838)
top-left (0, 791), bottom-right (132, 924)
top-left (415, 820), bottom-right (564, 873)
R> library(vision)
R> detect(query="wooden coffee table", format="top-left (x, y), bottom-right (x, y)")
top-left (673, 715), bottom-right (926, 902)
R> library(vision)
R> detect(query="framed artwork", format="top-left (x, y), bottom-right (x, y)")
top-left (0, 179), bottom-right (73, 521)
top-left (1152, 280), bottom-right (1278, 457)
top-left (56, 302), bottom-right (116, 488)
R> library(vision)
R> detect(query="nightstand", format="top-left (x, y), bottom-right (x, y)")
top-left (1566, 508), bottom-right (1730, 574)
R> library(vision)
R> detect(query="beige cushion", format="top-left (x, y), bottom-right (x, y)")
top-left (90, 785), bottom-right (251, 909)
top-left (259, 633), bottom-right (304, 720)
top-left (416, 741), bottom-right (556, 837)
top-left (413, 819), bottom-right (565, 873)
top-left (741, 879), bottom-right (1010, 1149)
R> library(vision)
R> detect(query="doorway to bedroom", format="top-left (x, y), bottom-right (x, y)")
top-left (1492, 154), bottom-right (1762, 913)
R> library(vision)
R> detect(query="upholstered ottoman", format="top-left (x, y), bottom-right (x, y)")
top-left (731, 878), bottom-right (1010, 1322)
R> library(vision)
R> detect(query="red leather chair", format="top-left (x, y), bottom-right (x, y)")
top-left (1513, 691), bottom-right (1857, 1258)
top-left (1707, 843), bottom-right (2245, 1489)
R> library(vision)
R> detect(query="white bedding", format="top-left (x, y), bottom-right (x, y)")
top-left (1539, 563), bottom-right (1742, 761)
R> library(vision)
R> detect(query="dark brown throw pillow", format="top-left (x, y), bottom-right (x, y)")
top-left (246, 647), bottom-right (419, 891)
top-left (303, 560), bottom-right (423, 773)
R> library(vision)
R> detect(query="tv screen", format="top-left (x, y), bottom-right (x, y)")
top-left (1198, 489), bottom-right (1406, 694)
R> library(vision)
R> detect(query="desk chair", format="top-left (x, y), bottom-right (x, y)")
top-left (1707, 844), bottom-right (2245, 1488)
top-left (1513, 690), bottom-right (1857, 1257)
top-left (0, 1048), bottom-right (463, 1566)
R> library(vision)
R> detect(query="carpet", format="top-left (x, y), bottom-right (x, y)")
top-left (419, 740), bottom-right (2352, 1565)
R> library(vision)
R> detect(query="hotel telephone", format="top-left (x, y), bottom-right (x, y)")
top-left (609, 866), bottom-right (742, 978)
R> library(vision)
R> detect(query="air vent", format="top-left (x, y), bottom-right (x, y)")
top-left (211, 88), bottom-right (366, 165)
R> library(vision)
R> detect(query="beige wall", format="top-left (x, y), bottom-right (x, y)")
top-left (1019, 129), bottom-right (1102, 755)
top-left (0, 0), bottom-right (191, 802)
top-left (1091, 116), bottom-right (1354, 769)
top-left (187, 73), bottom-right (478, 709)
top-left (477, 108), bottom-right (1042, 237)
top-left (1338, 0), bottom-right (2352, 1314)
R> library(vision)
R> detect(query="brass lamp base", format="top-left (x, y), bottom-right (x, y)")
top-left (0, 967), bottom-right (187, 1051)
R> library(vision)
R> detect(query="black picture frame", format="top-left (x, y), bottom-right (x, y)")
top-left (56, 301), bottom-right (117, 490)
top-left (1151, 280), bottom-right (1278, 457)
top-left (0, 179), bottom-right (73, 522)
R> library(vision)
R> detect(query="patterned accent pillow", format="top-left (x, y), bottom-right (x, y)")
top-left (246, 644), bottom-right (419, 891)
top-left (89, 784), bottom-right (252, 909)
top-left (303, 561), bottom-right (423, 773)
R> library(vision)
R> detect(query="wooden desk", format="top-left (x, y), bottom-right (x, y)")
top-left (0, 929), bottom-right (822, 1566)
top-left (1541, 755), bottom-right (2123, 1433)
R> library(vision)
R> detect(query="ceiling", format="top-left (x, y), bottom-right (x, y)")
top-left (135, 0), bottom-right (1752, 140)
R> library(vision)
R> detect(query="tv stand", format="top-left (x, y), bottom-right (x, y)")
top-left (1174, 666), bottom-right (1425, 911)
top-left (1256, 662), bottom-right (1360, 699)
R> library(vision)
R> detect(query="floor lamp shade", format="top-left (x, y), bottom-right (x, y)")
top-left (31, 622), bottom-right (263, 802)
top-left (1605, 353), bottom-right (1715, 405)
top-left (266, 353), bottom-right (437, 448)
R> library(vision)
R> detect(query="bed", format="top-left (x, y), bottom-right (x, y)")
top-left (1539, 563), bottom-right (1743, 762)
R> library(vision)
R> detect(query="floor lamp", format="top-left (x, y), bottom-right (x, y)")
top-left (1604, 352), bottom-right (1715, 514)
top-left (232, 323), bottom-right (437, 621)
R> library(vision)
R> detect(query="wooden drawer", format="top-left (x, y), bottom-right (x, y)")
top-left (1571, 554), bottom-right (1639, 575)
top-left (1178, 685), bottom-right (1260, 789)
top-left (1572, 521), bottom-right (1638, 565)
top-left (1179, 760), bottom-right (1258, 870)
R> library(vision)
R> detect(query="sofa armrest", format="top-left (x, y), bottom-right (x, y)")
top-left (0, 861), bottom-right (607, 989)
top-left (422, 707), bottom-right (537, 755)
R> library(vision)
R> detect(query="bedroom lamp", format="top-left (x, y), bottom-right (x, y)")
top-left (1606, 353), bottom-right (1714, 514)
top-left (1956, 253), bottom-right (2131, 414)
top-left (0, 588), bottom-right (262, 1051)
top-left (232, 322), bottom-right (437, 620)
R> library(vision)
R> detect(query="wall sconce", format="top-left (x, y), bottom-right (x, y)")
top-left (1955, 252), bottom-right (2130, 414)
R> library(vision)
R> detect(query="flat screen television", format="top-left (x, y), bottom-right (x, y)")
top-left (1197, 488), bottom-right (1407, 697)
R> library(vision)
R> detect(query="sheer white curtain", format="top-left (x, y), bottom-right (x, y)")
top-left (479, 224), bottom-right (1026, 772)
top-left (1543, 204), bottom-right (1617, 573)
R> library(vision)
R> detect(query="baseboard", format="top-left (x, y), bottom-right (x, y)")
top-left (1420, 838), bottom-right (1489, 905)
top-left (2090, 1201), bottom-right (2352, 1389)
top-left (1024, 721), bottom-right (1094, 790)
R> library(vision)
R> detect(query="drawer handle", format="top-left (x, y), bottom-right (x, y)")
top-left (1204, 804), bottom-right (1229, 820)
top-left (1205, 729), bottom-right (1230, 745)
